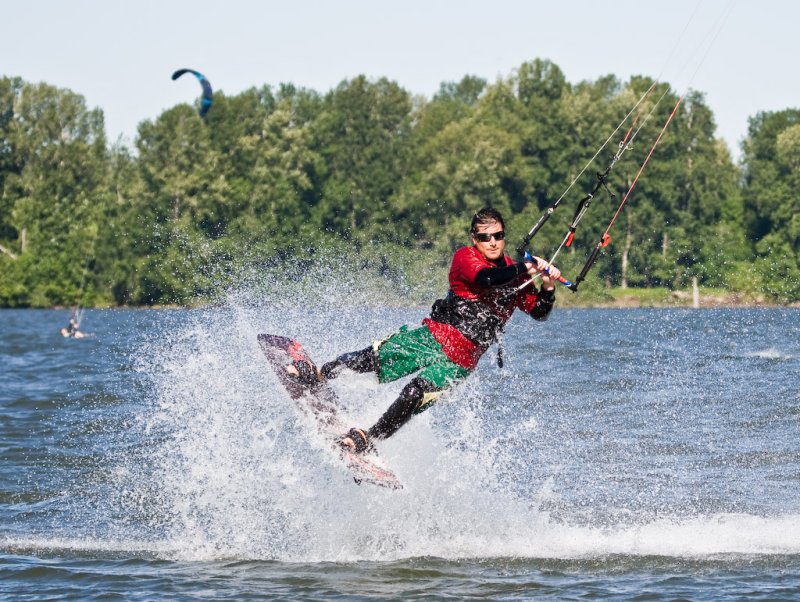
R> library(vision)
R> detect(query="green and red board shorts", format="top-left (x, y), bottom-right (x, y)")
top-left (374, 325), bottom-right (471, 389)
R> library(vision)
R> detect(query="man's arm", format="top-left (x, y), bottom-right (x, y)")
top-left (529, 287), bottom-right (555, 321)
top-left (473, 263), bottom-right (528, 287)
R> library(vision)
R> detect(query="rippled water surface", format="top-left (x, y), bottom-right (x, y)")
top-left (1, 303), bottom-right (799, 600)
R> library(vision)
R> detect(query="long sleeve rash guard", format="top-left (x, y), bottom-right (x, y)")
top-left (423, 246), bottom-right (555, 369)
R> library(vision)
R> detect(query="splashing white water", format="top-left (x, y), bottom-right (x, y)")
top-left (745, 348), bottom-right (793, 361)
top-left (115, 269), bottom-right (800, 562)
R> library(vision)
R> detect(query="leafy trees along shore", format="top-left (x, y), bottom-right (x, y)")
top-left (0, 60), bottom-right (798, 307)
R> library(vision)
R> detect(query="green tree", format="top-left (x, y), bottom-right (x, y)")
top-left (1, 62), bottom-right (792, 307)
top-left (0, 78), bottom-right (109, 306)
top-left (98, 141), bottom-right (147, 304)
top-left (231, 91), bottom-right (324, 248)
top-left (311, 76), bottom-right (414, 239)
top-left (133, 105), bottom-right (227, 303)
top-left (413, 75), bottom-right (486, 142)
top-left (741, 109), bottom-right (800, 301)
top-left (582, 87), bottom-right (743, 290)
top-left (395, 118), bottom-right (517, 250)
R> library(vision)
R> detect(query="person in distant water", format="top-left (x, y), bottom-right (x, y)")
top-left (286, 207), bottom-right (561, 453)
top-left (60, 313), bottom-right (88, 339)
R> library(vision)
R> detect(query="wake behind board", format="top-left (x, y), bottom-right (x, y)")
top-left (257, 334), bottom-right (402, 490)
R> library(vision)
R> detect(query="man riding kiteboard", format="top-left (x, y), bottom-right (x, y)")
top-left (286, 207), bottom-right (561, 453)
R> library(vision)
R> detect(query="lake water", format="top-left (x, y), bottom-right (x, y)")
top-left (1, 298), bottom-right (799, 600)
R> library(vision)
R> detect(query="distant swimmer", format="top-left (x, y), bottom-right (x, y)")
top-left (60, 314), bottom-right (91, 339)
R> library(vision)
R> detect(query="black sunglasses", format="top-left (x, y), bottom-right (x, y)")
top-left (473, 230), bottom-right (505, 242)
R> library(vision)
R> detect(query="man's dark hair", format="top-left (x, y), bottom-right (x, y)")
top-left (471, 207), bottom-right (505, 233)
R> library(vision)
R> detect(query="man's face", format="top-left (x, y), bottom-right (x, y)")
top-left (472, 220), bottom-right (505, 262)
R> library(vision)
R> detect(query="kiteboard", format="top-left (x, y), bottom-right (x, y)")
top-left (257, 334), bottom-right (403, 490)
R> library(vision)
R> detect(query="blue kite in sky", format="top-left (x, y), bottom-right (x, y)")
top-left (171, 68), bottom-right (213, 118)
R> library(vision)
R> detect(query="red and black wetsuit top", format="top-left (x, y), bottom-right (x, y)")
top-left (423, 246), bottom-right (555, 370)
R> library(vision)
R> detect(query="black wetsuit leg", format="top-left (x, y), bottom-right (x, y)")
top-left (367, 377), bottom-right (443, 440)
top-left (320, 346), bottom-right (377, 380)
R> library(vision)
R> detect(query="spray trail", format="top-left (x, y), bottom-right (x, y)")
top-left (117, 267), bottom-right (800, 562)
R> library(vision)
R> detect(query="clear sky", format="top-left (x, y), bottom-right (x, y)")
top-left (2, 0), bottom-right (796, 160)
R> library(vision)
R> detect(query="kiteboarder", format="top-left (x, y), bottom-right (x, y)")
top-left (286, 207), bottom-right (561, 454)
top-left (60, 316), bottom-right (83, 338)
top-left (60, 309), bottom-right (89, 339)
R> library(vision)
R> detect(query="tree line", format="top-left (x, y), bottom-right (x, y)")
top-left (0, 59), bottom-right (798, 307)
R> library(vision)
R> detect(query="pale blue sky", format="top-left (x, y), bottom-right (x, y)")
top-left (2, 1), bottom-right (796, 160)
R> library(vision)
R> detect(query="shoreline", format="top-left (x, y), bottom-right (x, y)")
top-left (9, 288), bottom-right (799, 311)
top-left (557, 288), bottom-right (798, 309)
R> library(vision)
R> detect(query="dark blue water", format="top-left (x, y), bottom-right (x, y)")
top-left (2, 302), bottom-right (799, 600)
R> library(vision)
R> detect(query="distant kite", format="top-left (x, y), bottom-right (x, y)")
top-left (171, 68), bottom-right (213, 117)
